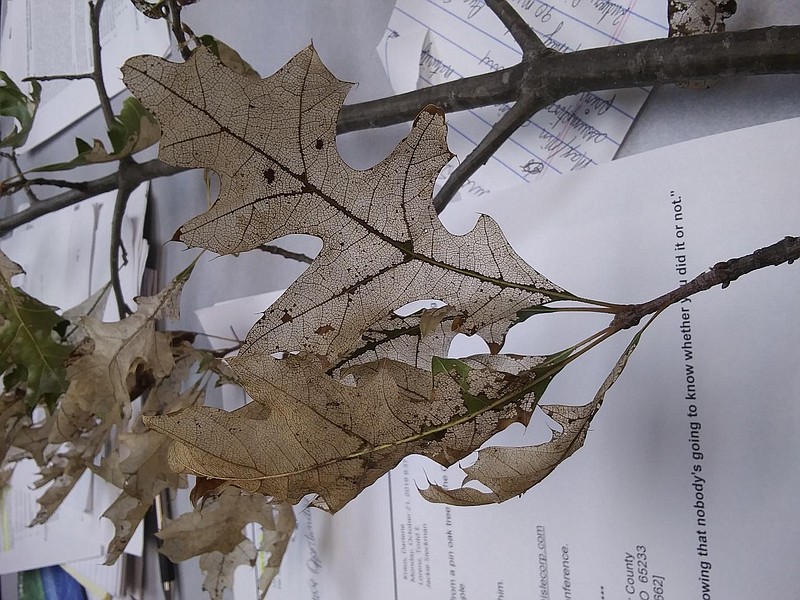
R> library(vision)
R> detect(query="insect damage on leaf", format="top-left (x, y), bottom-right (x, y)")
top-left (124, 44), bottom-right (592, 512)
top-left (421, 332), bottom-right (643, 506)
top-left (145, 352), bottom-right (556, 511)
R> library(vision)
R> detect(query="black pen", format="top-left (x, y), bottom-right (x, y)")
top-left (154, 489), bottom-right (176, 600)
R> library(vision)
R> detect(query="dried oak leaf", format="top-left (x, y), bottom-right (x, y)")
top-left (96, 344), bottom-right (207, 564)
top-left (125, 45), bottom-right (576, 512)
top-left (122, 45), bottom-right (565, 366)
top-left (156, 485), bottom-right (293, 562)
top-left (32, 264), bottom-right (193, 525)
top-left (421, 332), bottom-right (642, 506)
top-left (668, 0), bottom-right (736, 36)
top-left (200, 539), bottom-right (258, 600)
top-left (146, 352), bottom-right (557, 512)
top-left (0, 250), bottom-right (72, 409)
top-left (195, 497), bottom-right (295, 600)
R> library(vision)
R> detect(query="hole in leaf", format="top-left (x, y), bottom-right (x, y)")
top-left (393, 299), bottom-right (446, 317)
top-left (449, 333), bottom-right (489, 357)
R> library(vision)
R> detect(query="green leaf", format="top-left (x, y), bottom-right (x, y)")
top-left (0, 252), bottom-right (72, 409)
top-left (0, 72), bottom-right (41, 149)
top-left (32, 97), bottom-right (160, 173)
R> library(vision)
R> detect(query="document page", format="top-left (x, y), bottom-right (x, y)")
top-left (250, 117), bottom-right (799, 599)
top-left (0, 0), bottom-right (169, 149)
top-left (378, 0), bottom-right (667, 197)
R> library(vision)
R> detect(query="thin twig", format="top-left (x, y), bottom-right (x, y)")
top-left (0, 159), bottom-right (182, 235)
top-left (88, 0), bottom-right (116, 129)
top-left (166, 0), bottom-right (193, 60)
top-left (0, 151), bottom-right (39, 204)
top-left (433, 94), bottom-right (547, 213)
top-left (485, 0), bottom-right (548, 57)
top-left (23, 73), bottom-right (93, 82)
top-left (257, 244), bottom-right (315, 265)
top-left (110, 159), bottom-right (136, 318)
top-left (2, 177), bottom-right (89, 194)
top-left (610, 236), bottom-right (800, 330)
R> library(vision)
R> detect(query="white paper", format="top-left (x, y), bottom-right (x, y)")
top-left (0, 0), bottom-right (170, 150)
top-left (0, 460), bottom-right (115, 574)
top-left (378, 0), bottom-right (667, 199)
top-left (196, 117), bottom-right (800, 599)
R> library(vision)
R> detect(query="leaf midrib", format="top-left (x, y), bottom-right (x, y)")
top-left (130, 58), bottom-right (564, 301)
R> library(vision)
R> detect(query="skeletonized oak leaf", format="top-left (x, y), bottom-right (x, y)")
top-left (122, 45), bottom-right (567, 366)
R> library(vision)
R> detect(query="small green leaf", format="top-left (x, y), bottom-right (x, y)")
top-left (0, 72), bottom-right (41, 149)
top-left (32, 97), bottom-right (160, 173)
top-left (0, 252), bottom-right (72, 409)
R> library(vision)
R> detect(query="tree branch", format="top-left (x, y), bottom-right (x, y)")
top-left (257, 244), bottom-right (315, 265)
top-left (484, 0), bottom-right (548, 57)
top-left (110, 159), bottom-right (136, 318)
top-left (610, 236), bottom-right (800, 330)
top-left (1, 26), bottom-right (798, 234)
top-left (166, 0), bottom-right (193, 61)
top-left (0, 151), bottom-right (39, 204)
top-left (432, 94), bottom-right (547, 212)
top-left (88, 0), bottom-right (116, 129)
top-left (0, 159), bottom-right (182, 235)
top-left (336, 25), bottom-right (800, 134)
top-left (24, 73), bottom-right (93, 82)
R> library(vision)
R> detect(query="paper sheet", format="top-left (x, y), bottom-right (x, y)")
top-left (194, 117), bottom-right (800, 599)
top-left (378, 0), bottom-right (667, 199)
top-left (0, 460), bottom-right (114, 574)
top-left (0, 0), bottom-right (170, 150)
top-left (0, 185), bottom-right (149, 321)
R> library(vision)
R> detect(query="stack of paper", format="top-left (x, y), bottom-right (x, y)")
top-left (0, 0), bottom-right (170, 151)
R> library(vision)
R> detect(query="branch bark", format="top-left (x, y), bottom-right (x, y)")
top-left (336, 25), bottom-right (800, 134)
top-left (610, 236), bottom-right (800, 330)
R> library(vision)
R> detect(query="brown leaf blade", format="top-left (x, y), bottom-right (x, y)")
top-left (32, 264), bottom-right (194, 525)
top-left (156, 486), bottom-right (291, 561)
top-left (125, 43), bottom-right (578, 515)
top-left (146, 352), bottom-right (552, 512)
top-left (200, 539), bottom-right (258, 600)
top-left (421, 333), bottom-right (642, 506)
